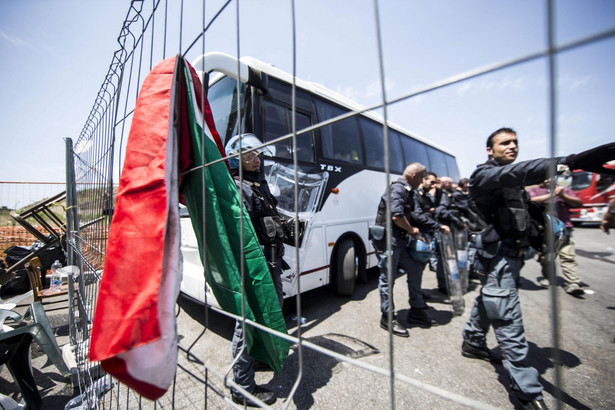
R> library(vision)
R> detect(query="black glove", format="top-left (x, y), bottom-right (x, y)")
top-left (566, 142), bottom-right (615, 174)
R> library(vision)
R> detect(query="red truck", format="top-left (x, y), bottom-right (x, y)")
top-left (566, 164), bottom-right (615, 225)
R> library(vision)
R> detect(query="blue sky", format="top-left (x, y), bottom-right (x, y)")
top-left (1, 0), bottom-right (614, 187)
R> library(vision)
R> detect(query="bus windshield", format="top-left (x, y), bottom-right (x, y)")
top-left (207, 76), bottom-right (247, 143)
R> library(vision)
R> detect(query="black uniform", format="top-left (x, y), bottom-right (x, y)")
top-left (462, 157), bottom-right (563, 403)
top-left (411, 188), bottom-right (446, 290)
top-left (437, 191), bottom-right (465, 230)
top-left (373, 178), bottom-right (428, 316)
top-left (234, 170), bottom-right (285, 304)
top-left (452, 189), bottom-right (486, 232)
top-left (411, 188), bottom-right (442, 234)
top-left (231, 169), bottom-right (285, 397)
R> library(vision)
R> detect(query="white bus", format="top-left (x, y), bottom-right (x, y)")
top-left (180, 52), bottom-right (460, 304)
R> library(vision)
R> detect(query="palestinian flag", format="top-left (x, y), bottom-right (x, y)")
top-left (89, 55), bottom-right (288, 400)
top-left (179, 58), bottom-right (289, 375)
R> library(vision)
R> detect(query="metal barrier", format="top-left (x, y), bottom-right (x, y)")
top-left (0, 182), bottom-right (66, 255)
top-left (62, 1), bottom-right (615, 409)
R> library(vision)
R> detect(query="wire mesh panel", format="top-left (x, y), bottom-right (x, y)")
top-left (62, 1), bottom-right (615, 409)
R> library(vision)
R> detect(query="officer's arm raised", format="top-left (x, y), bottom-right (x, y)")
top-left (566, 142), bottom-right (615, 175)
top-left (472, 158), bottom-right (562, 191)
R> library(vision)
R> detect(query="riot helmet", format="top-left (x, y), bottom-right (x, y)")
top-left (408, 237), bottom-right (433, 263)
top-left (225, 133), bottom-right (272, 169)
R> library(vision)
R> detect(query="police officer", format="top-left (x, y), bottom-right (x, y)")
top-left (422, 172), bottom-right (441, 216)
top-left (413, 173), bottom-right (451, 299)
top-left (225, 134), bottom-right (285, 407)
top-left (452, 177), bottom-right (487, 232)
top-left (436, 176), bottom-right (465, 231)
top-left (452, 178), bottom-right (487, 280)
top-left (437, 176), bottom-right (469, 290)
top-left (372, 162), bottom-right (424, 337)
top-left (418, 173), bottom-right (440, 275)
top-left (410, 173), bottom-right (450, 322)
top-left (461, 127), bottom-right (615, 410)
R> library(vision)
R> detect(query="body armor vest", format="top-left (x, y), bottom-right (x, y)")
top-left (375, 180), bottom-right (412, 240)
top-left (241, 178), bottom-right (285, 248)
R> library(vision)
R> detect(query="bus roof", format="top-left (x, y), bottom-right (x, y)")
top-left (192, 52), bottom-right (456, 158)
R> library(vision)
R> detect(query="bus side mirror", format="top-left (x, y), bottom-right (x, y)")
top-left (247, 69), bottom-right (268, 94)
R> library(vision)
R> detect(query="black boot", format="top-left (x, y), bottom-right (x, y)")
top-left (232, 385), bottom-right (277, 407)
top-left (461, 341), bottom-right (502, 363)
top-left (380, 314), bottom-right (409, 337)
top-left (406, 308), bottom-right (434, 328)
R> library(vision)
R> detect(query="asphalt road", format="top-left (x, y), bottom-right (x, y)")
top-left (173, 225), bottom-right (615, 409)
top-left (3, 225), bottom-right (612, 409)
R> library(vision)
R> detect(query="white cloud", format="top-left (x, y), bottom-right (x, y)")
top-left (454, 74), bottom-right (544, 96)
top-left (334, 85), bottom-right (361, 102)
top-left (453, 72), bottom-right (593, 97)
top-left (0, 30), bottom-right (36, 51)
top-left (456, 82), bottom-right (472, 96)
top-left (335, 77), bottom-right (397, 106)
top-left (365, 77), bottom-right (396, 99)
top-left (558, 74), bottom-right (591, 90)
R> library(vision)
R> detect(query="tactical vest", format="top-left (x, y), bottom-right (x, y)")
top-left (444, 192), bottom-right (458, 211)
top-left (483, 186), bottom-right (531, 248)
top-left (241, 179), bottom-right (286, 248)
top-left (419, 188), bottom-right (441, 218)
top-left (375, 180), bottom-right (413, 240)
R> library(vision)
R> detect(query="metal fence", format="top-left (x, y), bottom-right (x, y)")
top-left (62, 1), bottom-right (615, 409)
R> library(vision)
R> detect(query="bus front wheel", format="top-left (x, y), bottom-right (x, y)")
top-left (334, 239), bottom-right (357, 296)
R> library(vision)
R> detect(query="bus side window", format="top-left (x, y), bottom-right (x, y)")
top-left (444, 154), bottom-right (460, 181)
top-left (360, 118), bottom-right (384, 170)
top-left (359, 120), bottom-right (403, 173)
top-left (263, 100), bottom-right (315, 162)
top-left (387, 131), bottom-right (405, 174)
top-left (295, 111), bottom-right (315, 162)
top-left (426, 146), bottom-right (448, 177)
top-left (399, 134), bottom-right (429, 171)
top-left (263, 100), bottom-right (292, 158)
top-left (316, 100), bottom-right (363, 165)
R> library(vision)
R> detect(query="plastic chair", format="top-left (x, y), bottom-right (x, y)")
top-left (0, 191), bottom-right (66, 287)
top-left (0, 302), bottom-right (72, 409)
top-left (25, 257), bottom-right (71, 305)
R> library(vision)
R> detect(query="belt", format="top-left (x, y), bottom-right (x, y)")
top-left (497, 246), bottom-right (525, 258)
top-left (263, 244), bottom-right (285, 255)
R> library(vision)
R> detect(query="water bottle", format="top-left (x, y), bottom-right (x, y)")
top-left (51, 260), bottom-right (62, 292)
top-left (289, 315), bottom-right (307, 324)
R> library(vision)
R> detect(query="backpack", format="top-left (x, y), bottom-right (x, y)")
top-left (527, 201), bottom-right (569, 254)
